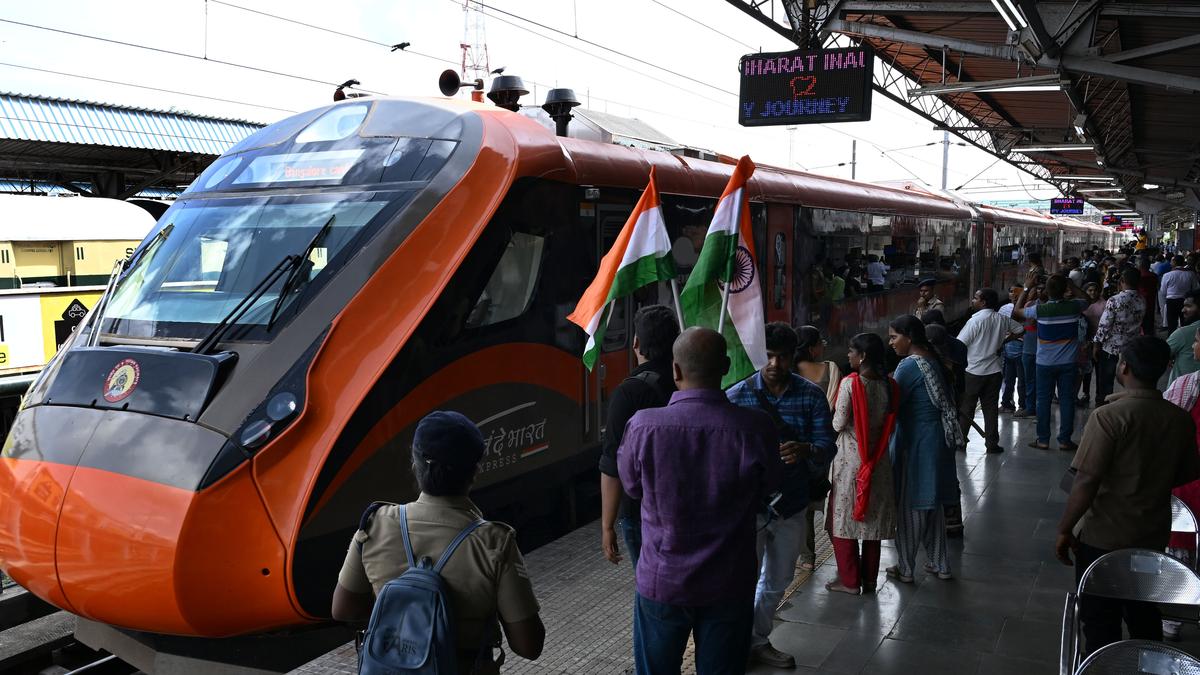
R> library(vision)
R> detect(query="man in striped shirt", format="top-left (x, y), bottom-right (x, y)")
top-left (1012, 272), bottom-right (1090, 452)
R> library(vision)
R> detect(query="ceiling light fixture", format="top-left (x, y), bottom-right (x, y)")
top-left (989, 0), bottom-right (1027, 30)
top-left (1088, 197), bottom-right (1129, 202)
top-left (1015, 143), bottom-right (1096, 152)
top-left (1077, 188), bottom-right (1124, 193)
top-left (1059, 175), bottom-right (1116, 181)
top-left (909, 75), bottom-right (1063, 98)
top-left (1143, 183), bottom-right (1161, 190)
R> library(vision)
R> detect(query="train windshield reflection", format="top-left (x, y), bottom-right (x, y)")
top-left (100, 190), bottom-right (413, 341)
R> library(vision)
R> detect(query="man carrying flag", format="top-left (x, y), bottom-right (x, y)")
top-left (567, 167), bottom-right (681, 586)
top-left (680, 155), bottom-right (768, 388)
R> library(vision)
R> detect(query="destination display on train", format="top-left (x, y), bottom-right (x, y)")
top-left (1051, 197), bottom-right (1085, 215)
top-left (738, 47), bottom-right (874, 127)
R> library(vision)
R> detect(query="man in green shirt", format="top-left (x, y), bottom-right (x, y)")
top-left (1167, 290), bottom-right (1200, 383)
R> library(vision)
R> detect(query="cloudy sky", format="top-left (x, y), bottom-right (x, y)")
top-left (0, 0), bottom-right (1065, 202)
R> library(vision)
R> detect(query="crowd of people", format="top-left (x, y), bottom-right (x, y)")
top-left (327, 244), bottom-right (1200, 675)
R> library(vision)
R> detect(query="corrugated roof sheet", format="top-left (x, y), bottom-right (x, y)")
top-left (0, 93), bottom-right (264, 156)
top-left (0, 179), bottom-right (181, 198)
top-left (575, 109), bottom-right (678, 147)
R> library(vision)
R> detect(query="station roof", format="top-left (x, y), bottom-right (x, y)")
top-left (0, 93), bottom-right (262, 155)
top-left (725, 0), bottom-right (1200, 225)
top-left (0, 92), bottom-right (264, 199)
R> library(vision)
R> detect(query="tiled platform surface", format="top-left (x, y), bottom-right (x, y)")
top-left (292, 402), bottom-right (1200, 674)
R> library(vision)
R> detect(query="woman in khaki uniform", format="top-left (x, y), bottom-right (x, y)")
top-left (332, 411), bottom-right (546, 674)
top-left (825, 333), bottom-right (899, 595)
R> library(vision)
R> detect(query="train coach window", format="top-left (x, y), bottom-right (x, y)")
top-left (466, 231), bottom-right (545, 328)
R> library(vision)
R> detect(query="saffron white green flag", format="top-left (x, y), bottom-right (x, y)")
top-left (680, 155), bottom-right (767, 388)
top-left (568, 167), bottom-right (676, 370)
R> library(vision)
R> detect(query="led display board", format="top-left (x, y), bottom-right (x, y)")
top-left (1050, 198), bottom-right (1085, 215)
top-left (738, 47), bottom-right (874, 127)
top-left (1101, 214), bottom-right (1122, 226)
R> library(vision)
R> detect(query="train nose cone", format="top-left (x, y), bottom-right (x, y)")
top-left (1, 405), bottom-right (298, 636)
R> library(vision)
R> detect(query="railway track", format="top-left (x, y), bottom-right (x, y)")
top-left (0, 585), bottom-right (137, 675)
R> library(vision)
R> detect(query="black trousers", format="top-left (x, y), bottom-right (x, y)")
top-left (1167, 297), bottom-right (1186, 332)
top-left (960, 371), bottom-right (1002, 449)
top-left (1095, 350), bottom-right (1119, 405)
top-left (1075, 541), bottom-right (1162, 656)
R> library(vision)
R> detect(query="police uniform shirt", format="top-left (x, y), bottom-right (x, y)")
top-left (337, 494), bottom-right (540, 653)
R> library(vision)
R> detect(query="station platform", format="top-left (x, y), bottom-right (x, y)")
top-left (292, 402), bottom-right (1200, 675)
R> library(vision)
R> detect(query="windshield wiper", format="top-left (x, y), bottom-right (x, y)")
top-left (87, 223), bottom-right (174, 347)
top-left (267, 214), bottom-right (335, 330)
top-left (123, 223), bottom-right (174, 279)
top-left (193, 254), bottom-right (299, 355)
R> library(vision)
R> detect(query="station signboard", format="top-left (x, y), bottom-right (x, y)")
top-left (1101, 214), bottom-right (1122, 226)
top-left (1050, 198), bottom-right (1084, 215)
top-left (738, 46), bottom-right (874, 126)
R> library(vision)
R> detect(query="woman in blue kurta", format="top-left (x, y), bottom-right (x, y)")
top-left (885, 315), bottom-right (964, 582)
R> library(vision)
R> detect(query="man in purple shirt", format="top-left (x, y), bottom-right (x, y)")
top-left (619, 327), bottom-right (783, 674)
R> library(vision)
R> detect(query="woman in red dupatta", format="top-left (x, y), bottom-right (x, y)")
top-left (825, 333), bottom-right (900, 595)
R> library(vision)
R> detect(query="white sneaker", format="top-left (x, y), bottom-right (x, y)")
top-left (751, 643), bottom-right (796, 669)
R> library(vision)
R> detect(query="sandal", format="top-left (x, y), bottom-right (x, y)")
top-left (800, 561), bottom-right (816, 571)
top-left (825, 581), bottom-right (861, 595)
top-left (923, 562), bottom-right (953, 580)
top-left (885, 565), bottom-right (914, 584)
top-left (1028, 440), bottom-right (1050, 450)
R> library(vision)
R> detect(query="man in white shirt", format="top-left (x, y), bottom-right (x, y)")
top-left (957, 287), bottom-right (1025, 454)
top-left (865, 254), bottom-right (888, 293)
top-left (1160, 256), bottom-right (1200, 332)
top-left (1067, 258), bottom-right (1086, 288)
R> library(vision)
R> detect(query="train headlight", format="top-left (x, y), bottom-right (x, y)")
top-left (266, 392), bottom-right (298, 422)
top-left (240, 419), bottom-right (273, 449)
top-left (199, 329), bottom-right (329, 489)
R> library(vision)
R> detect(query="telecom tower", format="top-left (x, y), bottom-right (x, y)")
top-left (460, 1), bottom-right (490, 84)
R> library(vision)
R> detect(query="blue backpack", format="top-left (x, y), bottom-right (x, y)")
top-left (358, 503), bottom-right (486, 675)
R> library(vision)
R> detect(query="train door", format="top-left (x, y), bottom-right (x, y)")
top-left (765, 203), bottom-right (792, 325)
top-left (974, 218), bottom-right (992, 292)
top-left (593, 199), bottom-right (637, 440)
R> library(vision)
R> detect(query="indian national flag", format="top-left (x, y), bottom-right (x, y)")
top-left (680, 155), bottom-right (767, 388)
top-left (568, 167), bottom-right (676, 370)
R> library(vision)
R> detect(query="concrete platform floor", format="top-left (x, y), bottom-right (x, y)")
top-left (293, 400), bottom-right (1200, 674)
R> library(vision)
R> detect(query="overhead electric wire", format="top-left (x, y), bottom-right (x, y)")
top-left (466, 0), bottom-right (737, 97)
top-left (0, 61), bottom-right (296, 115)
top-left (647, 0), bottom-right (758, 50)
top-left (209, 0), bottom-right (459, 67)
top-left (0, 17), bottom-right (390, 95)
top-left (465, 2), bottom-right (731, 107)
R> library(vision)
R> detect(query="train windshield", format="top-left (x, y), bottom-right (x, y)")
top-left (99, 189), bottom-right (414, 341)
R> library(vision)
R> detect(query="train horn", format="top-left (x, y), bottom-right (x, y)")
top-left (438, 70), bottom-right (485, 99)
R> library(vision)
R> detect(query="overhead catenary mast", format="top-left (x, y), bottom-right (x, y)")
top-left (461, 1), bottom-right (490, 92)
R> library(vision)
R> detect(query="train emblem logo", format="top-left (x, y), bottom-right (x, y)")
top-left (102, 358), bottom-right (141, 403)
top-left (717, 246), bottom-right (756, 294)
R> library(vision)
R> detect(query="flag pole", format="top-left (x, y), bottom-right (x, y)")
top-left (670, 279), bottom-right (684, 330)
top-left (717, 187), bottom-right (744, 335)
top-left (717, 279), bottom-right (731, 333)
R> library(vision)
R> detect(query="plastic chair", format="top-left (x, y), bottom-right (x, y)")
top-left (1075, 639), bottom-right (1200, 674)
top-left (1171, 495), bottom-right (1199, 570)
top-left (1060, 549), bottom-right (1200, 674)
